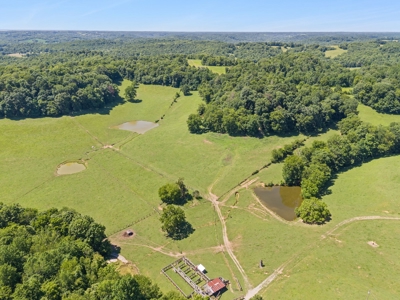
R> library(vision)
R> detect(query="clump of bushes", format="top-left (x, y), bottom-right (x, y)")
top-left (271, 139), bottom-right (305, 163)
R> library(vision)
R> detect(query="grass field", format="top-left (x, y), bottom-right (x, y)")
top-left (262, 220), bottom-right (400, 299)
top-left (2, 80), bottom-right (400, 299)
top-left (325, 45), bottom-right (347, 58)
top-left (358, 103), bottom-right (400, 126)
top-left (188, 59), bottom-right (227, 75)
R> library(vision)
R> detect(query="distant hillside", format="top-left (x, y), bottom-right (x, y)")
top-left (1, 30), bottom-right (400, 44)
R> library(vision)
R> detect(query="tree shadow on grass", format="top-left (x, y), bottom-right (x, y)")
top-left (127, 98), bottom-right (142, 103)
top-left (169, 222), bottom-right (195, 241)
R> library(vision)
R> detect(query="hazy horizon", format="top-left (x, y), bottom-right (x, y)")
top-left (1, 0), bottom-right (399, 32)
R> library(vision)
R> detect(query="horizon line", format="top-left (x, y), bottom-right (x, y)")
top-left (1, 29), bottom-right (400, 34)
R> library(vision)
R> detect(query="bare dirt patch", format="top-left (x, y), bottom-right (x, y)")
top-left (368, 241), bottom-right (379, 248)
top-left (122, 229), bottom-right (135, 238)
top-left (203, 139), bottom-right (213, 145)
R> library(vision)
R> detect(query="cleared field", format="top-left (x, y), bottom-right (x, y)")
top-left (262, 220), bottom-right (400, 299)
top-left (3, 80), bottom-right (400, 299)
top-left (358, 103), bottom-right (400, 126)
top-left (0, 82), bottom-right (179, 234)
top-left (239, 154), bottom-right (400, 298)
top-left (325, 45), bottom-right (347, 58)
top-left (188, 59), bottom-right (227, 74)
top-left (323, 156), bottom-right (400, 221)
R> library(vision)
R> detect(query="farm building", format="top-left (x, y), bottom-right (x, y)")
top-left (203, 278), bottom-right (227, 296)
top-left (162, 257), bottom-right (228, 298)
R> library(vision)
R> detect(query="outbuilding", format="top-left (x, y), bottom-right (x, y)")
top-left (204, 278), bottom-right (226, 296)
top-left (197, 264), bottom-right (206, 273)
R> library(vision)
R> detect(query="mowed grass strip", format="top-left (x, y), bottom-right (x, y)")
top-left (262, 220), bottom-right (400, 299)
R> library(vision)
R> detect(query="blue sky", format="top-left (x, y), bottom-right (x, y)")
top-left (1, 0), bottom-right (399, 32)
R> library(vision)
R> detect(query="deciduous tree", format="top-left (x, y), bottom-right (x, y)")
top-left (295, 198), bottom-right (331, 224)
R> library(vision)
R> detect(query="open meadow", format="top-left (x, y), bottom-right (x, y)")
top-left (358, 103), bottom-right (400, 126)
top-left (188, 59), bottom-right (228, 74)
top-left (1, 80), bottom-right (400, 299)
top-left (325, 45), bottom-right (347, 58)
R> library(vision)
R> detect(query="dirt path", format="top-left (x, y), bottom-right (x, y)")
top-left (207, 188), bottom-right (252, 289)
top-left (204, 177), bottom-right (260, 290)
top-left (244, 215), bottom-right (400, 299)
top-left (244, 266), bottom-right (285, 300)
top-left (323, 215), bottom-right (400, 237)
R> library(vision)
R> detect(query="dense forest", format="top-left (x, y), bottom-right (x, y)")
top-left (189, 52), bottom-right (357, 136)
top-left (0, 203), bottom-right (199, 300)
top-left (0, 52), bottom-right (215, 117)
top-left (1, 31), bottom-right (400, 45)
top-left (1, 35), bottom-right (400, 130)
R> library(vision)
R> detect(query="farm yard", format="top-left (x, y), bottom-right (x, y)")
top-left (2, 69), bottom-right (400, 298)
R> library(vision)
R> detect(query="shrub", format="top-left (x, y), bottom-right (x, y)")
top-left (295, 198), bottom-right (331, 224)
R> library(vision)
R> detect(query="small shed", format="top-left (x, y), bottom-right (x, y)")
top-left (204, 278), bottom-right (226, 295)
top-left (197, 264), bottom-right (206, 273)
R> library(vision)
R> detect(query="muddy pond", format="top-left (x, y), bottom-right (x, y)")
top-left (113, 121), bottom-right (159, 134)
top-left (57, 162), bottom-right (86, 175)
top-left (254, 186), bottom-right (302, 221)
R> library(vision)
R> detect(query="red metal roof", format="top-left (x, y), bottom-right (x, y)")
top-left (207, 278), bottom-right (226, 294)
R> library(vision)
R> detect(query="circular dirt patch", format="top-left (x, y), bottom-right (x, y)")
top-left (56, 161), bottom-right (86, 175)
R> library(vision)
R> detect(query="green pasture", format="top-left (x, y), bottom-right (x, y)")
top-left (3, 80), bottom-right (400, 298)
top-left (325, 45), bottom-right (347, 58)
top-left (262, 220), bottom-right (400, 299)
top-left (188, 59), bottom-right (227, 74)
top-left (323, 156), bottom-right (400, 221)
top-left (358, 103), bottom-right (400, 126)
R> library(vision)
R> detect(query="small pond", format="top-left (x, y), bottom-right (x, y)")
top-left (57, 162), bottom-right (86, 175)
top-left (254, 186), bottom-right (302, 221)
top-left (113, 121), bottom-right (159, 134)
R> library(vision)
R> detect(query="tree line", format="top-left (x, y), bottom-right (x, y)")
top-left (282, 114), bottom-right (400, 224)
